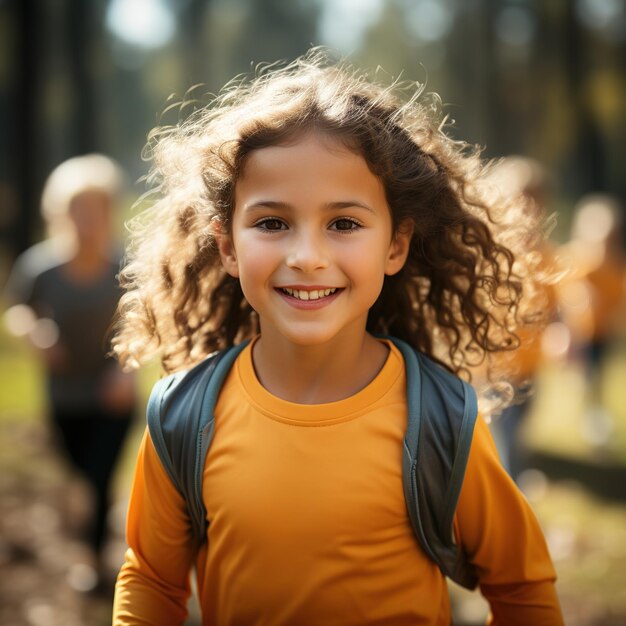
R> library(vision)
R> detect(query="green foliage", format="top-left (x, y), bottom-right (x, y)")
top-left (0, 331), bottom-right (44, 420)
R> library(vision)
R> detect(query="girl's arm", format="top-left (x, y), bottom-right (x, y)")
top-left (454, 416), bottom-right (565, 626)
top-left (113, 428), bottom-right (197, 626)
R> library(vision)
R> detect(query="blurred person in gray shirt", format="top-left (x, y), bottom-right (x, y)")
top-left (3, 154), bottom-right (137, 593)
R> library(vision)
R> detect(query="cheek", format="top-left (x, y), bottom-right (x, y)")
top-left (340, 237), bottom-right (390, 278)
top-left (234, 237), bottom-right (279, 287)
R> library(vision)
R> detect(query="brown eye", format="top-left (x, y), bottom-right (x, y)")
top-left (331, 218), bottom-right (361, 231)
top-left (257, 218), bottom-right (286, 231)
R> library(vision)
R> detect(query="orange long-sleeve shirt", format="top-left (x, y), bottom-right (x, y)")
top-left (113, 340), bottom-right (563, 625)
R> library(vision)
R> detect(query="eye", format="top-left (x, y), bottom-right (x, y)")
top-left (330, 218), bottom-right (362, 232)
top-left (255, 217), bottom-right (287, 231)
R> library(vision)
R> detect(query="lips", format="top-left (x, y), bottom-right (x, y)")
top-left (279, 287), bottom-right (338, 301)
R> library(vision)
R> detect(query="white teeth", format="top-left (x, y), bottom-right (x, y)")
top-left (281, 288), bottom-right (337, 300)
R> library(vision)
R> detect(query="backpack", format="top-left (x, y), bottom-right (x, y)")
top-left (146, 336), bottom-right (479, 590)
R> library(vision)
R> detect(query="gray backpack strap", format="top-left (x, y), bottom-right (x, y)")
top-left (146, 341), bottom-right (249, 545)
top-left (392, 337), bottom-right (479, 590)
top-left (147, 334), bottom-right (478, 586)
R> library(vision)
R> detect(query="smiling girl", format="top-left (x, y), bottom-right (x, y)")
top-left (112, 51), bottom-right (564, 625)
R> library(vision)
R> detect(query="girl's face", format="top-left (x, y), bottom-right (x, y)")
top-left (218, 133), bottom-right (411, 349)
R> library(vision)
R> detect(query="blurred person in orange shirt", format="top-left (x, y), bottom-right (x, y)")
top-left (483, 156), bottom-right (561, 480)
top-left (556, 194), bottom-right (626, 447)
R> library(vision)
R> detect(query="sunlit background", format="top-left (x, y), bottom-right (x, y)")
top-left (1, 0), bottom-right (625, 253)
top-left (1, 1), bottom-right (625, 625)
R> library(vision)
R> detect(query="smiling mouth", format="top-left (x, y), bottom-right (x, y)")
top-left (278, 287), bottom-right (339, 301)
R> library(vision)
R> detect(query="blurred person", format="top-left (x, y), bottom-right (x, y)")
top-left (557, 194), bottom-right (626, 447)
top-left (481, 156), bottom-right (561, 480)
top-left (112, 52), bottom-right (563, 625)
top-left (2, 154), bottom-right (138, 593)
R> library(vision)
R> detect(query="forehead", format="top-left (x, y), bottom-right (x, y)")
top-left (235, 133), bottom-right (386, 203)
top-left (68, 189), bottom-right (112, 213)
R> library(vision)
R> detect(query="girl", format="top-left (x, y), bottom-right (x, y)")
top-left (112, 52), bottom-right (564, 625)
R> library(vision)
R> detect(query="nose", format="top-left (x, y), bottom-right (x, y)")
top-left (286, 229), bottom-right (329, 272)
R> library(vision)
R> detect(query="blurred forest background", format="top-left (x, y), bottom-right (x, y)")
top-left (1, 0), bottom-right (625, 255)
top-left (1, 1), bottom-right (626, 625)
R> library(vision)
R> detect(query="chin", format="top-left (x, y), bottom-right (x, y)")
top-left (271, 324), bottom-right (363, 349)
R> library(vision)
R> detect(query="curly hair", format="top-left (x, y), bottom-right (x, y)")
top-left (112, 50), bottom-right (550, 385)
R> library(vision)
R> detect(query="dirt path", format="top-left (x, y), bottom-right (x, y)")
top-left (0, 419), bottom-right (123, 626)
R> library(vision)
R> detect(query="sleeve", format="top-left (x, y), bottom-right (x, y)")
top-left (454, 415), bottom-right (565, 626)
top-left (112, 428), bottom-right (198, 626)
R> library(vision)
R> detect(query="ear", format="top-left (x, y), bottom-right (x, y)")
top-left (216, 232), bottom-right (240, 278)
top-left (385, 221), bottom-right (413, 276)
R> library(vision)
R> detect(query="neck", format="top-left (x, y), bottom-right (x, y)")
top-left (66, 244), bottom-right (109, 280)
top-left (252, 329), bottom-right (388, 404)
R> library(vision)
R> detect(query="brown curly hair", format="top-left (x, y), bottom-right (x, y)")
top-left (112, 50), bottom-right (549, 384)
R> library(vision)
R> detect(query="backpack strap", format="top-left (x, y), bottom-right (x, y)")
top-left (147, 336), bottom-right (479, 588)
top-left (146, 341), bottom-right (249, 545)
top-left (391, 337), bottom-right (479, 590)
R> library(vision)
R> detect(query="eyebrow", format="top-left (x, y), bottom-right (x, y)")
top-left (245, 200), bottom-right (375, 213)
